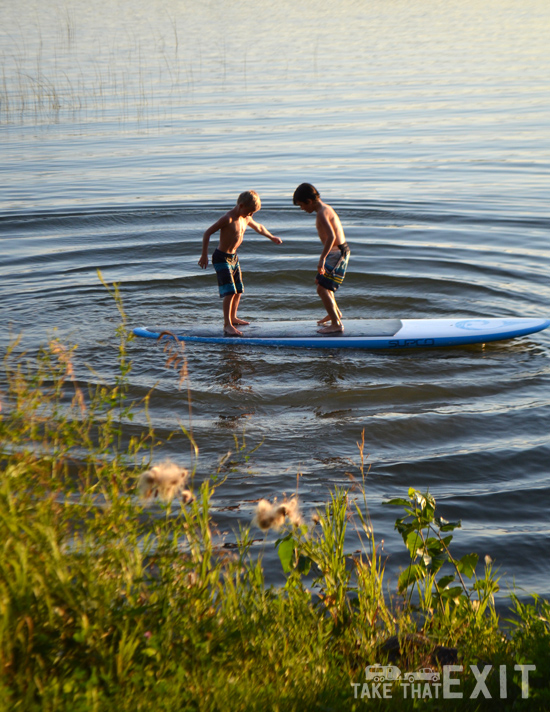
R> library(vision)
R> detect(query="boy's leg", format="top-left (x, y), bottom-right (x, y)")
top-left (317, 293), bottom-right (342, 324)
top-left (214, 249), bottom-right (245, 335)
top-left (316, 247), bottom-right (349, 332)
top-left (222, 295), bottom-right (243, 336)
top-left (229, 256), bottom-right (248, 325)
top-left (230, 293), bottom-right (249, 325)
top-left (316, 284), bottom-right (343, 333)
top-left (317, 310), bottom-right (342, 325)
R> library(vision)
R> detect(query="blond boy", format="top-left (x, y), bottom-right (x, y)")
top-left (199, 191), bottom-right (282, 336)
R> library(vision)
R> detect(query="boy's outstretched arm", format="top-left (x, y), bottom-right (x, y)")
top-left (199, 215), bottom-right (229, 268)
top-left (248, 218), bottom-right (283, 244)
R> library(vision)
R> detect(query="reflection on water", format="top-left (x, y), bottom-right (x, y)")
top-left (214, 348), bottom-right (257, 393)
top-left (1, 0), bottom-right (550, 595)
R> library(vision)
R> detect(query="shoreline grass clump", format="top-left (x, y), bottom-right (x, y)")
top-left (1, 289), bottom-right (550, 710)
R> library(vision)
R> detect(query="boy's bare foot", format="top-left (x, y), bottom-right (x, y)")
top-left (317, 324), bottom-right (344, 335)
top-left (224, 325), bottom-right (243, 337)
top-left (233, 318), bottom-right (250, 325)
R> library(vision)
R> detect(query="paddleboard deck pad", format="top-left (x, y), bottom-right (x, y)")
top-left (133, 318), bottom-right (550, 349)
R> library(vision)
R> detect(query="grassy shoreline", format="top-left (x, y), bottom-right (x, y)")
top-left (1, 295), bottom-right (550, 711)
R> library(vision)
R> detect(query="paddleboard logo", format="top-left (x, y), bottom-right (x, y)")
top-left (351, 664), bottom-right (536, 700)
top-left (454, 318), bottom-right (529, 331)
top-left (454, 319), bottom-right (492, 330)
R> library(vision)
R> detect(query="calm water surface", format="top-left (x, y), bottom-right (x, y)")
top-left (1, 0), bottom-right (550, 597)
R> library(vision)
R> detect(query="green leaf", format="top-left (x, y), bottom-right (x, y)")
top-left (297, 555), bottom-right (311, 575)
top-left (435, 516), bottom-right (462, 532)
top-left (406, 531), bottom-right (424, 558)
top-left (438, 586), bottom-right (464, 602)
top-left (457, 553), bottom-right (478, 578)
top-left (398, 564), bottom-right (425, 593)
top-left (394, 519), bottom-right (416, 542)
top-left (277, 537), bottom-right (295, 574)
top-left (436, 574), bottom-right (456, 590)
top-left (383, 498), bottom-right (412, 507)
top-left (427, 554), bottom-right (446, 576)
top-left (425, 537), bottom-right (445, 557)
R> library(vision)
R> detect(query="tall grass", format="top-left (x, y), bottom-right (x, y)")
top-left (0, 13), bottom-right (199, 126)
top-left (1, 284), bottom-right (550, 711)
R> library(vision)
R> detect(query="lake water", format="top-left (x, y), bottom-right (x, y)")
top-left (1, 0), bottom-right (550, 598)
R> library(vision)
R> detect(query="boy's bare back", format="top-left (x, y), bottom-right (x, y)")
top-left (315, 201), bottom-right (346, 250)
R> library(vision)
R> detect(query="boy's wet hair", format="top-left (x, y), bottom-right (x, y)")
top-left (293, 183), bottom-right (320, 205)
top-left (237, 190), bottom-right (261, 211)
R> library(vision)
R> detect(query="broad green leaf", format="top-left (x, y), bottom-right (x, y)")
top-left (277, 537), bottom-right (295, 574)
top-left (436, 574), bottom-right (456, 590)
top-left (457, 553), bottom-right (479, 578)
top-left (406, 531), bottom-right (423, 558)
top-left (425, 537), bottom-right (445, 557)
top-left (383, 498), bottom-right (412, 507)
top-left (428, 554), bottom-right (446, 576)
top-left (438, 586), bottom-right (464, 602)
top-left (297, 555), bottom-right (311, 575)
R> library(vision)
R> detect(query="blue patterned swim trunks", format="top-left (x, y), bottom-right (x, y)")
top-left (316, 242), bottom-right (350, 292)
top-left (212, 248), bottom-right (244, 297)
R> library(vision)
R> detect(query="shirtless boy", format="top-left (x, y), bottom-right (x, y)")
top-left (293, 183), bottom-right (350, 334)
top-left (199, 190), bottom-right (282, 336)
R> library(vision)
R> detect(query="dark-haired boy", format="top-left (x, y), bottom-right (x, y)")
top-left (293, 183), bottom-right (350, 334)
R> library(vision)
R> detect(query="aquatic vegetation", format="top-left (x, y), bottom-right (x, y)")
top-left (0, 10), bottom-right (213, 126)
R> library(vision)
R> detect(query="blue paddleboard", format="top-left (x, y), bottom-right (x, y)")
top-left (133, 317), bottom-right (550, 349)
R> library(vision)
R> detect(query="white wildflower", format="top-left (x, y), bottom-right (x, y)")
top-left (253, 496), bottom-right (302, 532)
top-left (138, 460), bottom-right (192, 503)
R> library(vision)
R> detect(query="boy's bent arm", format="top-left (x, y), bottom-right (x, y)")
top-left (247, 218), bottom-right (283, 244)
top-left (199, 215), bottom-right (229, 268)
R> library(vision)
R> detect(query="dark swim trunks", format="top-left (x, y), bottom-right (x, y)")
top-left (212, 248), bottom-right (244, 297)
top-left (316, 242), bottom-right (350, 292)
